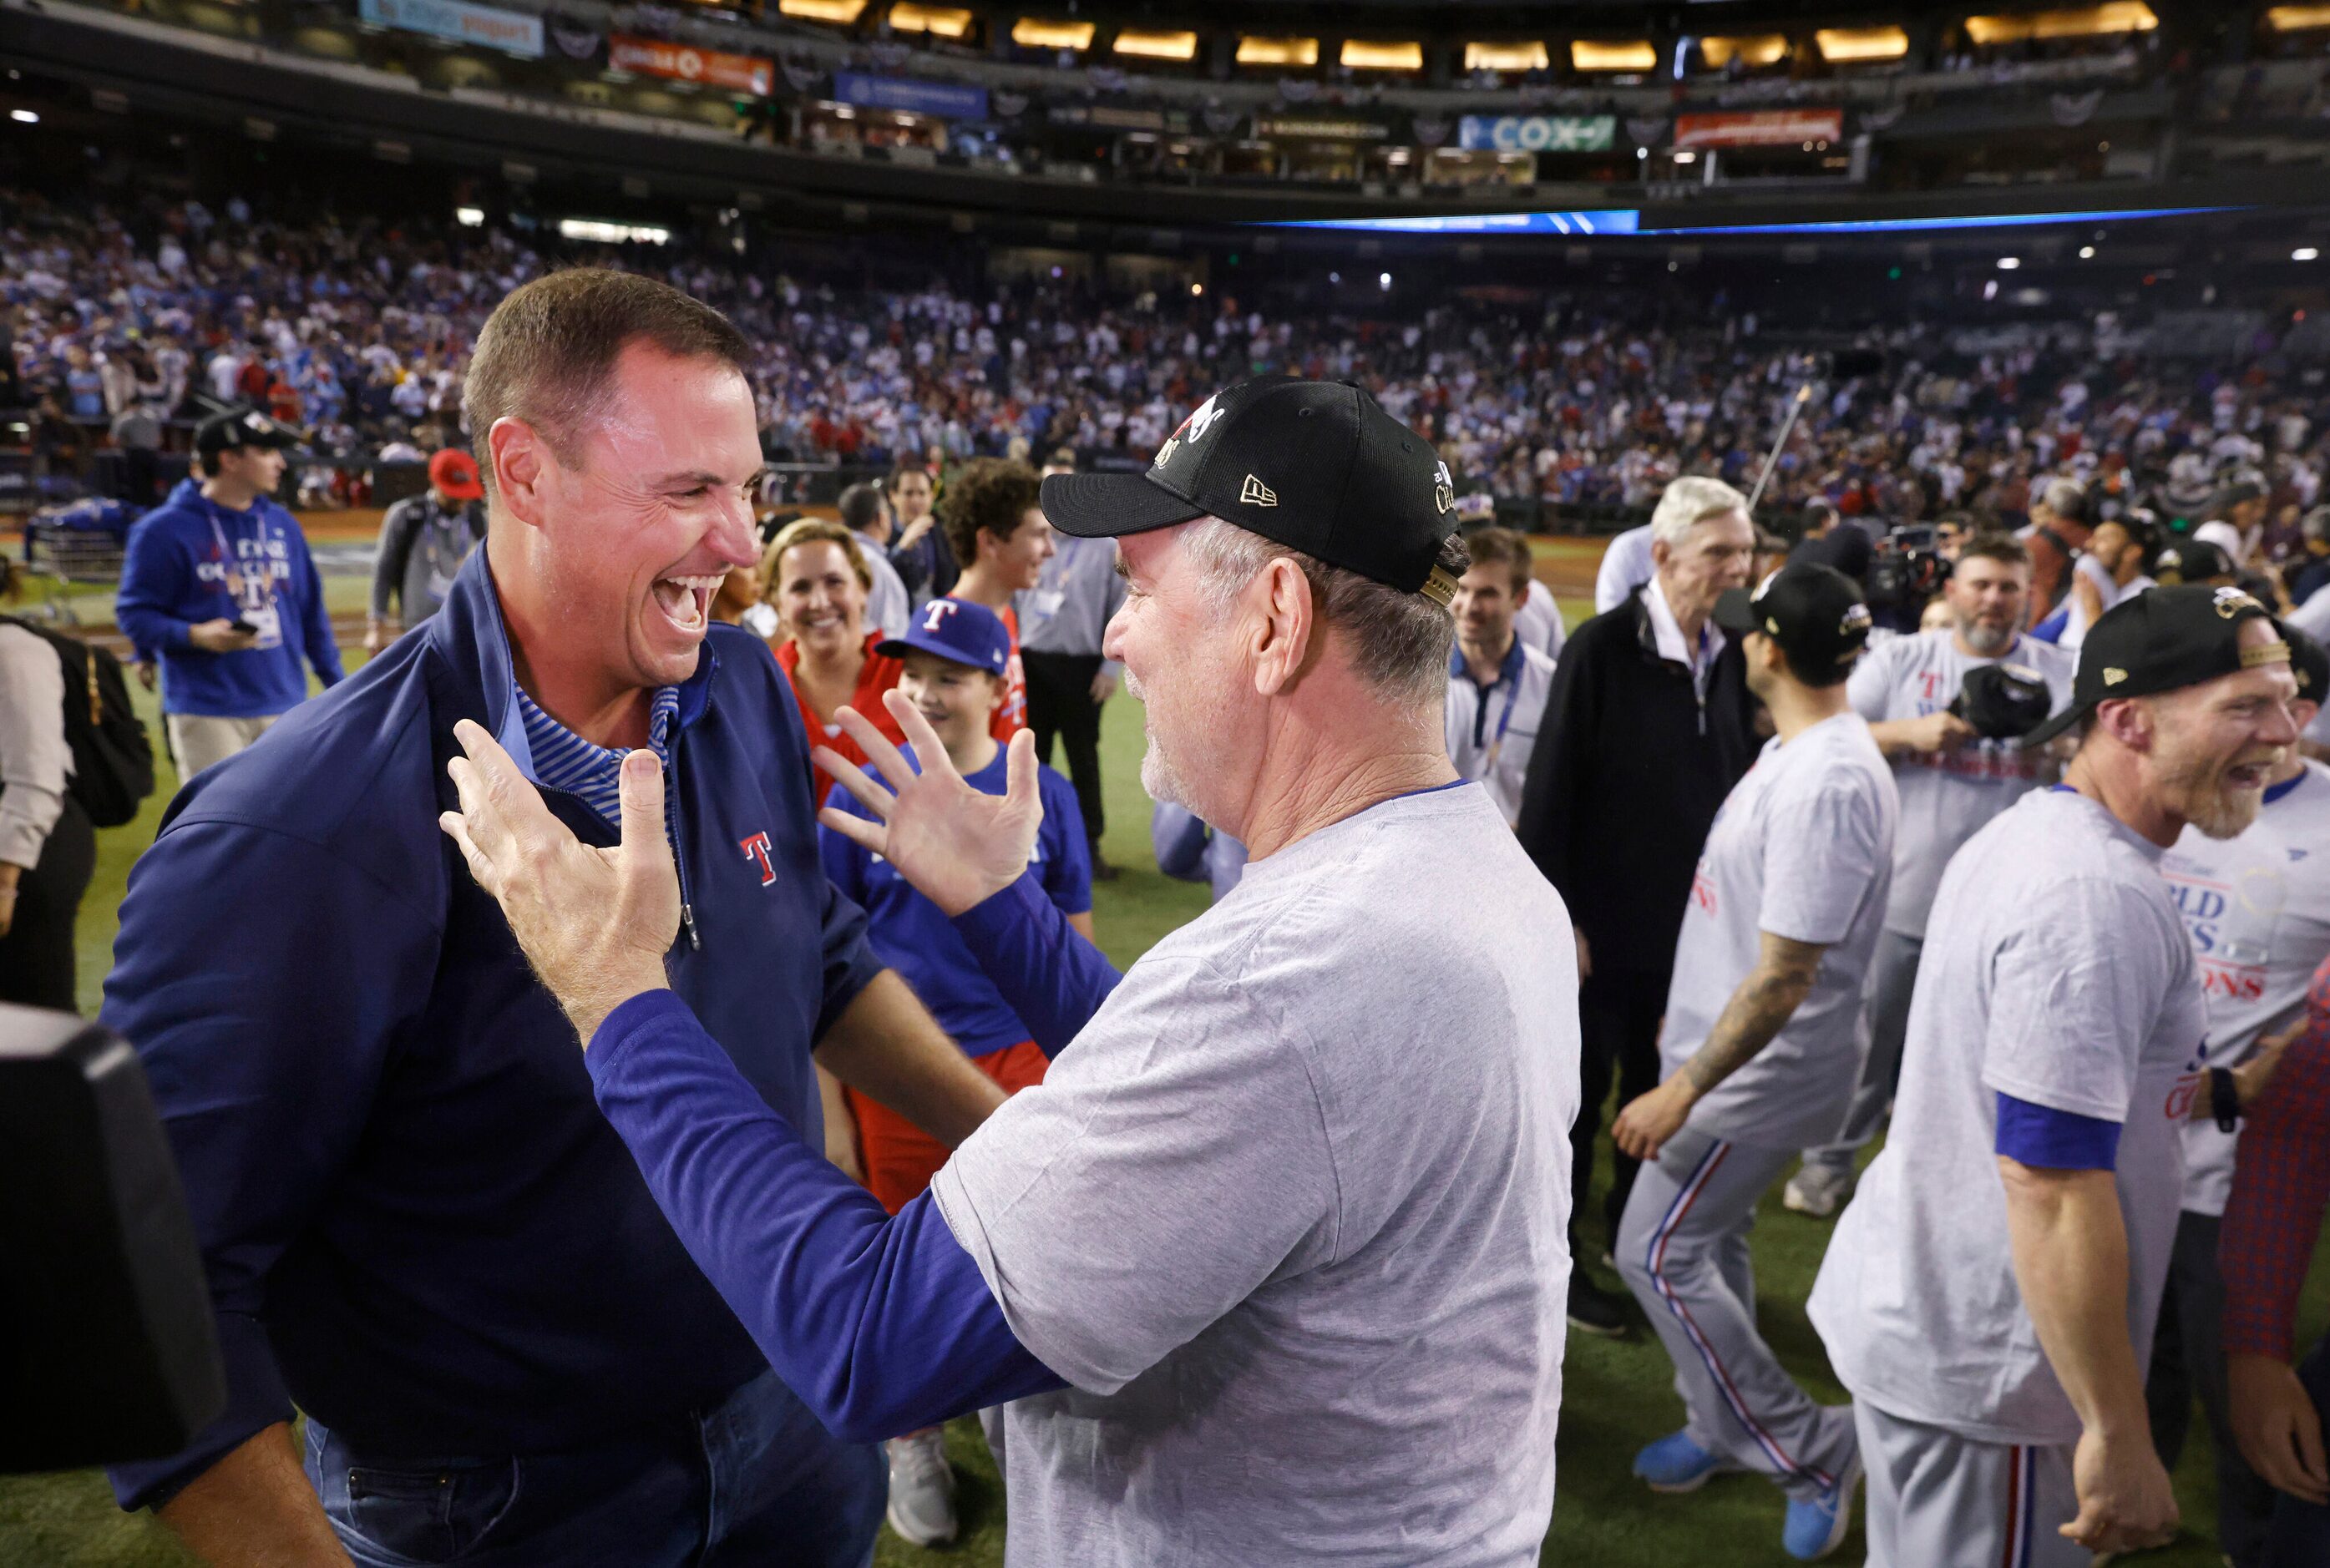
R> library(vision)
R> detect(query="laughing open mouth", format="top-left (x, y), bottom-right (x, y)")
top-left (651, 574), bottom-right (724, 636)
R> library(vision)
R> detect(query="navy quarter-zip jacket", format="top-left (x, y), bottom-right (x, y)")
top-left (102, 549), bottom-right (881, 1507)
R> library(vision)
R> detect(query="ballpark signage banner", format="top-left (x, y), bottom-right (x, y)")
top-left (833, 70), bottom-right (988, 121)
top-left (610, 34), bottom-right (772, 95)
top-left (1673, 109), bottom-right (1845, 150)
top-left (1251, 115), bottom-right (1392, 142)
top-left (359, 0), bottom-right (543, 58)
top-left (1458, 115), bottom-right (1616, 154)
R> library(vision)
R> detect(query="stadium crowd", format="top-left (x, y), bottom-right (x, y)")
top-left (12, 205), bottom-right (2330, 1568)
top-left (13, 184), bottom-right (2330, 539)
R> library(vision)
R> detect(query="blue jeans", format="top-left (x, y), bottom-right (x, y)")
top-left (304, 1368), bottom-right (883, 1568)
top-left (2264, 1338), bottom-right (2330, 1568)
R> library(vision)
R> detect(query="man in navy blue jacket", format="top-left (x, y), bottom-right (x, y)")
top-left (116, 407), bottom-right (344, 777)
top-left (101, 271), bottom-right (1008, 1568)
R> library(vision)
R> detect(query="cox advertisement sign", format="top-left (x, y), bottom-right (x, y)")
top-left (1457, 115), bottom-right (1616, 154)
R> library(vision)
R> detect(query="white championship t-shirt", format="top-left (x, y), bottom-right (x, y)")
top-left (1847, 630), bottom-right (2076, 938)
top-left (1809, 788), bottom-right (2209, 1446)
top-left (932, 781), bottom-right (1579, 1567)
top-left (2161, 760), bottom-right (2330, 1216)
top-left (1659, 711), bottom-right (1897, 1151)
top-left (1446, 639), bottom-right (1558, 829)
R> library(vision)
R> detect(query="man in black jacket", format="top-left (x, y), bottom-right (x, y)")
top-left (1517, 475), bottom-right (1760, 1334)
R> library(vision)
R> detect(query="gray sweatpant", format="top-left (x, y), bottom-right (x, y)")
top-left (1856, 1400), bottom-right (2086, 1568)
top-left (1801, 928), bottom-right (1923, 1176)
top-left (1614, 1126), bottom-right (1857, 1503)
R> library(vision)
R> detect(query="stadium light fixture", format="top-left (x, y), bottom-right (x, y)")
top-left (2297, 247), bottom-right (2321, 260)
top-left (1571, 39), bottom-right (1658, 73)
top-left (1997, 256), bottom-right (2021, 269)
top-left (8, 109), bottom-right (37, 124)
top-left (2267, 4), bottom-right (2330, 30)
top-left (2079, 245), bottom-right (2096, 257)
top-left (1236, 36), bottom-right (1318, 67)
top-left (1190, 282), bottom-right (1203, 296)
top-left (1965, 4), bottom-right (2157, 45)
top-left (455, 206), bottom-right (485, 226)
top-left (1379, 271), bottom-right (1392, 289)
top-left (1014, 18), bottom-right (1096, 50)
top-left (1814, 26), bottom-right (1909, 63)
top-left (778, 0), bottom-right (866, 22)
top-left (1114, 28), bottom-right (1198, 62)
top-left (560, 219), bottom-right (671, 245)
top-left (1341, 40), bottom-right (1423, 71)
top-left (1466, 42), bottom-right (1548, 73)
top-left (1699, 34), bottom-right (1789, 69)
top-left (888, 4), bottom-right (973, 38)
top-left (1673, 150), bottom-right (1698, 164)
top-left (1984, 279), bottom-right (1999, 300)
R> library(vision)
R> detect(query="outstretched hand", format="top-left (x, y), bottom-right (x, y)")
top-left (438, 717), bottom-right (677, 1043)
top-left (814, 689), bottom-right (1043, 917)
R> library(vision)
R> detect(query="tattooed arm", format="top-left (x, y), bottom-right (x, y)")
top-left (1612, 932), bottom-right (1826, 1161)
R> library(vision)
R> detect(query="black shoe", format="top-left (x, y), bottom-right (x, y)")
top-left (1568, 1276), bottom-right (1630, 1338)
top-left (1090, 852), bottom-right (1120, 883)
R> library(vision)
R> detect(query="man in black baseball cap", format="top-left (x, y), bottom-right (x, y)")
top-left (2024, 584), bottom-right (2293, 762)
top-left (191, 406), bottom-right (301, 468)
top-left (1608, 559), bottom-right (1896, 1558)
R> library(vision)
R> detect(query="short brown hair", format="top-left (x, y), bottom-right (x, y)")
top-left (1956, 531), bottom-right (2029, 570)
top-left (463, 269), bottom-right (752, 503)
top-left (1463, 526), bottom-right (1532, 594)
top-left (937, 458), bottom-right (1044, 566)
top-left (761, 518), bottom-right (872, 604)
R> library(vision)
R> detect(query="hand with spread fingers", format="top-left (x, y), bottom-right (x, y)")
top-left (814, 688), bottom-right (1043, 918)
top-left (437, 717), bottom-right (678, 1043)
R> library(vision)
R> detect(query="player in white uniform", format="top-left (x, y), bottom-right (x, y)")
top-left (1594, 522), bottom-right (1656, 614)
top-left (1446, 528), bottom-right (1558, 828)
top-left (1810, 584), bottom-right (2301, 1568)
top-left (1608, 563), bottom-right (1897, 1563)
top-left (2145, 625), bottom-right (2330, 1568)
top-left (1786, 534), bottom-right (2075, 1216)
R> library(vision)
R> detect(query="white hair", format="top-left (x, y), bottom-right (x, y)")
top-left (1649, 475), bottom-right (1752, 547)
top-left (1179, 515), bottom-right (1461, 706)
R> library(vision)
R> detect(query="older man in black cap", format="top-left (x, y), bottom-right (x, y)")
top-left (438, 375), bottom-right (1581, 1568)
top-left (115, 407), bottom-right (342, 776)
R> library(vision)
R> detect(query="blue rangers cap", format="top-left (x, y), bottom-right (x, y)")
top-left (876, 597), bottom-right (1012, 676)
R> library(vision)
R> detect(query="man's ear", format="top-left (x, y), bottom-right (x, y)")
top-left (1249, 556), bottom-right (1317, 699)
top-left (489, 416), bottom-right (551, 534)
top-left (2094, 695), bottom-right (2156, 754)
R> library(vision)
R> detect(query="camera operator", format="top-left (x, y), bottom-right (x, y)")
top-left (1785, 533), bottom-right (2075, 1218)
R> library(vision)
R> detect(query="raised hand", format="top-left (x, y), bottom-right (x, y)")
top-left (438, 718), bottom-right (677, 1042)
top-left (815, 688), bottom-right (1042, 917)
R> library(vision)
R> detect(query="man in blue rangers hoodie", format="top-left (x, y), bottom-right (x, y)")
top-left (116, 407), bottom-right (344, 776)
top-left (101, 271), bottom-right (1011, 1568)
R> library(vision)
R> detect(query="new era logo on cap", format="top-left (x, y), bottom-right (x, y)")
top-left (1239, 474), bottom-right (1278, 508)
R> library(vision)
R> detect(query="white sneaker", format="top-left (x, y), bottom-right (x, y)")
top-left (884, 1428), bottom-right (958, 1547)
top-left (1783, 1162), bottom-right (1851, 1218)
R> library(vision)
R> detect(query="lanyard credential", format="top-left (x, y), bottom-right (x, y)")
top-left (205, 500), bottom-right (276, 612)
top-left (1482, 666), bottom-right (1526, 772)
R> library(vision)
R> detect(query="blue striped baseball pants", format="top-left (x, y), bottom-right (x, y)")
top-left (1614, 1127), bottom-right (1857, 1505)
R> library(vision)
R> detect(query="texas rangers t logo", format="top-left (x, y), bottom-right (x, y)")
top-left (739, 832), bottom-right (775, 887)
top-left (920, 599), bottom-right (960, 634)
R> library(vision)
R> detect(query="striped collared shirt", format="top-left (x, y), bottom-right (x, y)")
top-left (514, 683), bottom-right (680, 829)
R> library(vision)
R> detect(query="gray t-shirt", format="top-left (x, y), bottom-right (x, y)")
top-left (1659, 712), bottom-right (1897, 1151)
top-left (933, 781), bottom-right (1578, 1567)
top-left (1809, 788), bottom-right (2209, 1445)
top-left (1846, 631), bottom-right (2075, 937)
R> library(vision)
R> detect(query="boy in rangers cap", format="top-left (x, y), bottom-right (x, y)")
top-left (1608, 561), bottom-right (1898, 1562)
top-left (817, 594), bottom-right (1092, 1548)
top-left (116, 406), bottom-right (342, 776)
top-left (1811, 584), bottom-right (2301, 1567)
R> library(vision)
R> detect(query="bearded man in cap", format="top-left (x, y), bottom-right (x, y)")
top-left (440, 375), bottom-right (1581, 1567)
top-left (366, 449), bottom-right (489, 654)
top-left (1811, 584), bottom-right (2302, 1566)
top-left (117, 407), bottom-right (343, 776)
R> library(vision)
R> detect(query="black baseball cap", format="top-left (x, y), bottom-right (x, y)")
top-left (1713, 562), bottom-right (1874, 682)
top-left (2276, 619), bottom-right (2330, 710)
top-left (1037, 376), bottom-right (1461, 603)
top-left (1951, 661), bottom-right (2056, 741)
top-left (195, 407), bottom-right (299, 463)
top-left (2022, 583), bottom-right (2290, 746)
top-left (2154, 539), bottom-right (2236, 585)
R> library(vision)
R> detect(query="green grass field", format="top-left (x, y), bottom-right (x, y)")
top-left (3, 591), bottom-right (2324, 1567)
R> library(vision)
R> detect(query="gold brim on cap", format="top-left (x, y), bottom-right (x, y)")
top-left (2241, 642), bottom-right (2293, 669)
top-left (1421, 565), bottom-right (1460, 609)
